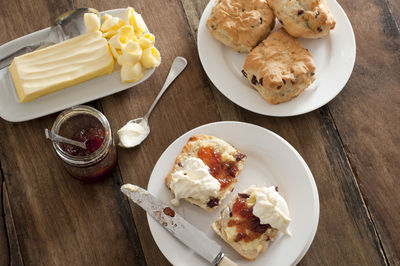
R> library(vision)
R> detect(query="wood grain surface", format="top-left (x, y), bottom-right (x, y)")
top-left (329, 0), bottom-right (399, 264)
top-left (0, 178), bottom-right (11, 265)
top-left (0, 0), bottom-right (398, 265)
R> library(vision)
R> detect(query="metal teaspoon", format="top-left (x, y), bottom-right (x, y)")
top-left (118, 56), bottom-right (188, 148)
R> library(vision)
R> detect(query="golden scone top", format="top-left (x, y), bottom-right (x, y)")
top-left (243, 29), bottom-right (316, 104)
top-left (187, 135), bottom-right (238, 162)
top-left (245, 29), bottom-right (316, 87)
top-left (207, 0), bottom-right (275, 52)
top-left (267, 0), bottom-right (336, 38)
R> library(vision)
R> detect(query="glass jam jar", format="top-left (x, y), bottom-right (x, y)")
top-left (51, 105), bottom-right (117, 182)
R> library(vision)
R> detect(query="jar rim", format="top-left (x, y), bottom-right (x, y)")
top-left (51, 105), bottom-right (112, 167)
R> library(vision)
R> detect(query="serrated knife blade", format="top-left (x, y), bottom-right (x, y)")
top-left (120, 184), bottom-right (236, 266)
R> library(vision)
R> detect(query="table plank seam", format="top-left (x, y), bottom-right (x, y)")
top-left (2, 181), bottom-right (24, 266)
top-left (113, 164), bottom-right (148, 265)
top-left (96, 99), bottom-right (148, 265)
top-left (339, 146), bottom-right (390, 266)
top-left (178, 0), bottom-right (244, 122)
top-left (386, 0), bottom-right (400, 32)
top-left (67, 0), bottom-right (74, 10)
top-left (0, 162), bottom-right (10, 265)
top-left (327, 108), bottom-right (390, 266)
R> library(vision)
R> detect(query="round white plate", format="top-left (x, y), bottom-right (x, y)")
top-left (197, 0), bottom-right (356, 116)
top-left (147, 121), bottom-right (319, 266)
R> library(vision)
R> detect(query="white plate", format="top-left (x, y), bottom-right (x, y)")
top-left (0, 9), bottom-right (155, 122)
top-left (147, 121), bottom-right (319, 266)
top-left (197, 0), bottom-right (356, 117)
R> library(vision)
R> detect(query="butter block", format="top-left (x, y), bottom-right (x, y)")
top-left (9, 31), bottom-right (114, 103)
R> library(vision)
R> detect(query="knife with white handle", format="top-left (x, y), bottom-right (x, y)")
top-left (121, 184), bottom-right (237, 266)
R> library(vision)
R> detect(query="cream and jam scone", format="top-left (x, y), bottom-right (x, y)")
top-left (165, 134), bottom-right (246, 211)
top-left (242, 28), bottom-right (316, 104)
top-left (211, 185), bottom-right (291, 261)
top-left (207, 0), bottom-right (275, 53)
top-left (267, 0), bottom-right (335, 38)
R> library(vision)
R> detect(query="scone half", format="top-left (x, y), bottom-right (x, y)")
top-left (211, 192), bottom-right (278, 260)
top-left (207, 0), bottom-right (275, 53)
top-left (211, 185), bottom-right (291, 261)
top-left (267, 0), bottom-right (336, 38)
top-left (242, 28), bottom-right (316, 104)
top-left (165, 134), bottom-right (247, 211)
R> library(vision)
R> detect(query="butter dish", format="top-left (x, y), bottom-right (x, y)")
top-left (0, 8), bottom-right (155, 122)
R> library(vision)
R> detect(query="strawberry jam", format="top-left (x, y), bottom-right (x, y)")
top-left (197, 146), bottom-right (239, 189)
top-left (228, 195), bottom-right (271, 242)
top-left (52, 106), bottom-right (117, 183)
top-left (63, 126), bottom-right (105, 156)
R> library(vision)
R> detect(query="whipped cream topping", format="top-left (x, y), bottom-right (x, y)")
top-left (170, 157), bottom-right (220, 206)
top-left (249, 185), bottom-right (292, 235)
top-left (117, 119), bottom-right (150, 148)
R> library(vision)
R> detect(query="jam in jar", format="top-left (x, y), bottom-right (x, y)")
top-left (51, 105), bottom-right (117, 182)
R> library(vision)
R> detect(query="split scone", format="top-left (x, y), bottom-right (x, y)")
top-left (242, 28), bottom-right (316, 104)
top-left (267, 0), bottom-right (335, 38)
top-left (207, 0), bottom-right (275, 53)
top-left (165, 134), bottom-right (246, 211)
top-left (211, 185), bottom-right (291, 260)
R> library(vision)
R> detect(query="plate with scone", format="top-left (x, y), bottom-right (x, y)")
top-left (147, 121), bottom-right (319, 265)
top-left (0, 7), bottom-right (161, 122)
top-left (198, 0), bottom-right (356, 116)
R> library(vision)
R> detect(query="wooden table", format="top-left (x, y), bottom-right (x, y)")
top-left (0, 0), bottom-right (399, 265)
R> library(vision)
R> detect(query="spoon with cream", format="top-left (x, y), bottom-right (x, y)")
top-left (118, 56), bottom-right (187, 148)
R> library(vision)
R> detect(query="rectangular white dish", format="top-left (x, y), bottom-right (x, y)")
top-left (0, 9), bottom-right (155, 122)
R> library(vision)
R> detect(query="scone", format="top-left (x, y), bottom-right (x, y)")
top-left (165, 134), bottom-right (246, 211)
top-left (207, 0), bottom-right (275, 53)
top-left (242, 28), bottom-right (316, 104)
top-left (211, 185), bottom-right (291, 261)
top-left (267, 0), bottom-right (335, 38)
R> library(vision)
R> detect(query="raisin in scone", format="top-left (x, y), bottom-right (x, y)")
top-left (267, 0), bottom-right (335, 38)
top-left (207, 0), bottom-right (275, 53)
top-left (211, 185), bottom-right (291, 261)
top-left (242, 28), bottom-right (316, 104)
top-left (165, 134), bottom-right (246, 211)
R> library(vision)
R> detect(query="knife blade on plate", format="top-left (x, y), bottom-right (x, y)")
top-left (121, 184), bottom-right (237, 266)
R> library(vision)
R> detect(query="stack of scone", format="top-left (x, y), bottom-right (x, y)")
top-left (207, 0), bottom-right (336, 104)
top-left (165, 135), bottom-right (292, 261)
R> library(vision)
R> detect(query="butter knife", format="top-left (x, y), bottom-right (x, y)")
top-left (120, 184), bottom-right (237, 266)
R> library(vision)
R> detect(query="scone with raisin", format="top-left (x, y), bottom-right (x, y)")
top-left (165, 134), bottom-right (246, 211)
top-left (207, 0), bottom-right (275, 53)
top-left (242, 28), bottom-right (316, 104)
top-left (267, 0), bottom-right (335, 38)
top-left (211, 185), bottom-right (291, 261)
